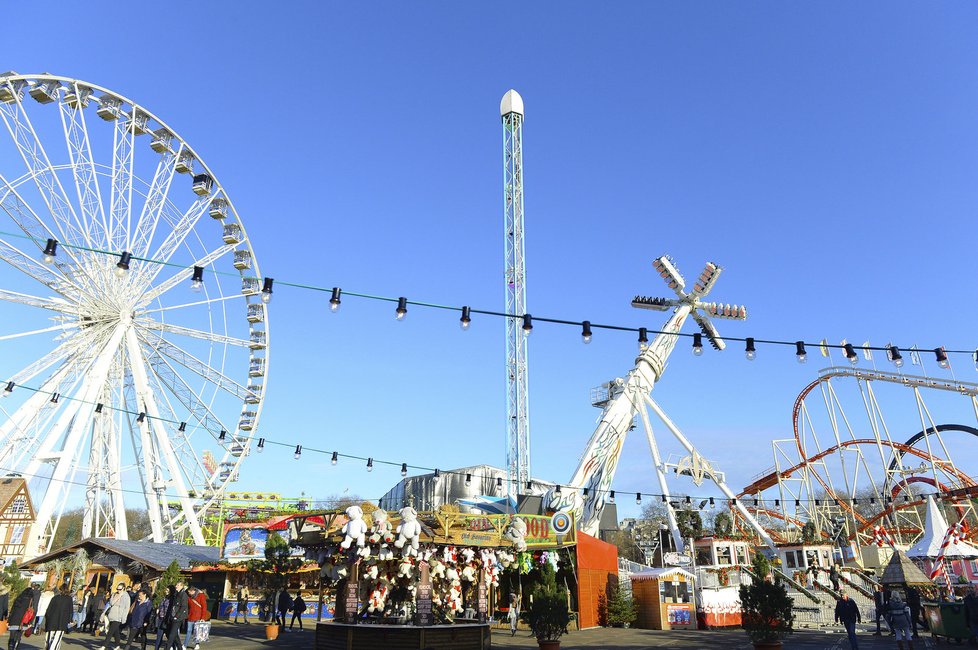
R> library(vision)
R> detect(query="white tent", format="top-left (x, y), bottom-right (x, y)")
top-left (906, 494), bottom-right (978, 559)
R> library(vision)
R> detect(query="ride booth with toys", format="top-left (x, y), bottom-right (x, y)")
top-left (287, 503), bottom-right (588, 650)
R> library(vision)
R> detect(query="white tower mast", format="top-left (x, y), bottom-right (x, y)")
top-left (501, 90), bottom-right (530, 499)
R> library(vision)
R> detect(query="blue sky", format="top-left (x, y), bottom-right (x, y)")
top-left (5, 2), bottom-right (978, 521)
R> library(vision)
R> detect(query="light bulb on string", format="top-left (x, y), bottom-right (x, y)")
top-left (795, 341), bottom-right (807, 364)
top-left (330, 451), bottom-right (338, 465)
top-left (460, 306), bottom-right (471, 331)
top-left (745, 337), bottom-right (756, 361)
top-left (936, 347), bottom-right (950, 369)
top-left (555, 484), bottom-right (562, 496)
top-left (50, 393), bottom-right (59, 404)
top-left (496, 477), bottom-right (502, 489)
top-left (638, 327), bottom-right (648, 351)
top-left (136, 412), bottom-right (146, 423)
top-left (465, 474), bottom-right (472, 487)
top-left (609, 490), bottom-right (615, 504)
top-left (42, 239), bottom-right (58, 264)
top-left (395, 297), bottom-right (408, 321)
top-left (889, 345), bottom-right (904, 368)
top-left (256, 438), bottom-right (265, 453)
top-left (635, 492), bottom-right (642, 505)
top-left (582, 487), bottom-right (589, 498)
top-left (709, 497), bottom-right (715, 509)
top-left (401, 463), bottom-right (408, 477)
top-left (329, 287), bottom-right (342, 312)
top-left (692, 333), bottom-right (703, 356)
top-left (524, 480), bottom-right (531, 491)
top-left (844, 343), bottom-right (858, 365)
top-left (260, 278), bottom-right (274, 303)
top-left (522, 314), bottom-right (533, 336)
top-left (115, 251), bottom-right (131, 277)
top-left (581, 320), bottom-right (592, 344)
top-left (366, 458), bottom-right (374, 472)
top-left (2, 382), bottom-right (13, 396)
top-left (294, 445), bottom-right (302, 460)
top-left (218, 430), bottom-right (226, 441)
top-left (190, 266), bottom-right (204, 292)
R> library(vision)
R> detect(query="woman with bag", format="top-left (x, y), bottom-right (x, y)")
top-left (100, 584), bottom-right (131, 650)
top-left (7, 586), bottom-right (35, 650)
top-left (44, 584), bottom-right (73, 650)
top-left (124, 590), bottom-right (152, 650)
top-left (152, 587), bottom-right (172, 650)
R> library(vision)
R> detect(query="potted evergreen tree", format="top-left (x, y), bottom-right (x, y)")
top-left (739, 552), bottom-right (794, 650)
top-left (522, 563), bottom-right (571, 650)
top-left (605, 583), bottom-right (637, 628)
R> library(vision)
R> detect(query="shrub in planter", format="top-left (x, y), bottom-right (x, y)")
top-left (739, 552), bottom-right (794, 648)
top-left (522, 563), bottom-right (570, 646)
top-left (605, 584), bottom-right (636, 628)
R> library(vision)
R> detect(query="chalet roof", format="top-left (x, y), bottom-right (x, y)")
top-left (25, 538), bottom-right (219, 572)
top-left (0, 476), bottom-right (32, 516)
top-left (881, 550), bottom-right (934, 586)
top-left (630, 567), bottom-right (696, 582)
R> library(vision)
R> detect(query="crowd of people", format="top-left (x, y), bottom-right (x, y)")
top-left (1, 578), bottom-right (211, 650)
top-left (834, 584), bottom-right (928, 650)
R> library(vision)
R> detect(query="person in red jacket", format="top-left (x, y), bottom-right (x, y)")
top-left (186, 587), bottom-right (208, 650)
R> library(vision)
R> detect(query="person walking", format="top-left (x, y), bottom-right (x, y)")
top-left (124, 590), bottom-right (152, 650)
top-left (507, 593), bottom-right (520, 637)
top-left (186, 586), bottom-right (207, 650)
top-left (276, 589), bottom-right (292, 630)
top-left (152, 587), bottom-right (172, 650)
top-left (72, 587), bottom-right (91, 633)
top-left (887, 593), bottom-right (915, 650)
top-left (233, 584), bottom-right (249, 624)
top-left (873, 584), bottom-right (892, 636)
top-left (101, 583), bottom-right (131, 650)
top-left (835, 592), bottom-right (862, 649)
top-left (906, 586), bottom-right (924, 637)
top-left (8, 585), bottom-right (36, 650)
top-left (34, 586), bottom-right (54, 634)
top-left (289, 592), bottom-right (305, 631)
top-left (91, 588), bottom-right (107, 636)
top-left (830, 564), bottom-right (841, 592)
top-left (44, 584), bottom-right (74, 650)
top-left (163, 580), bottom-right (189, 650)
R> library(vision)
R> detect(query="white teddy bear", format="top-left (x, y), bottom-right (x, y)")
top-left (460, 547), bottom-right (476, 564)
top-left (502, 516), bottom-right (528, 552)
top-left (397, 556), bottom-right (415, 579)
top-left (368, 509), bottom-right (394, 545)
top-left (461, 563), bottom-right (477, 583)
top-left (496, 550), bottom-right (515, 568)
top-left (394, 506), bottom-right (422, 557)
top-left (429, 558), bottom-right (446, 580)
top-left (340, 505), bottom-right (369, 550)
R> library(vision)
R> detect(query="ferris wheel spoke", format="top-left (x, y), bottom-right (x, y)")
top-left (142, 345), bottom-right (234, 436)
top-left (58, 84), bottom-right (110, 249)
top-left (0, 288), bottom-right (78, 315)
top-left (138, 243), bottom-right (235, 306)
top-left (124, 329), bottom-right (205, 545)
top-left (121, 390), bottom-right (166, 542)
top-left (130, 145), bottom-right (180, 256)
top-left (136, 196), bottom-right (210, 289)
top-left (0, 88), bottom-right (94, 252)
top-left (140, 292), bottom-right (248, 315)
top-left (0, 237), bottom-right (81, 298)
top-left (142, 374), bottom-right (209, 493)
top-left (0, 323), bottom-right (76, 342)
top-left (139, 318), bottom-right (252, 348)
top-left (107, 115), bottom-right (135, 253)
top-left (0, 178), bottom-right (100, 297)
top-left (139, 333), bottom-right (250, 401)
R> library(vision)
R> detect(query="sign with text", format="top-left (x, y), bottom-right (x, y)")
top-left (416, 561), bottom-right (432, 627)
top-left (344, 582), bottom-right (359, 624)
top-left (477, 580), bottom-right (488, 623)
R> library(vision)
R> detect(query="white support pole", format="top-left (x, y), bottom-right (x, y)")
top-left (633, 389), bottom-right (684, 552)
top-left (644, 395), bottom-right (777, 549)
top-left (24, 324), bottom-right (128, 558)
top-left (126, 329), bottom-right (205, 545)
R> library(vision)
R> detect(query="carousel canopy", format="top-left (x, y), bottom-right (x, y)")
top-left (880, 550), bottom-right (934, 586)
top-left (906, 495), bottom-right (978, 559)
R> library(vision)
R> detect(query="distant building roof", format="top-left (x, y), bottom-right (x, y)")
top-left (24, 538), bottom-right (219, 572)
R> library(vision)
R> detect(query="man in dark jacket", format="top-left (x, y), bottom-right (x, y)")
top-left (964, 587), bottom-right (978, 642)
top-left (45, 584), bottom-right (74, 650)
top-left (873, 584), bottom-right (892, 635)
top-left (906, 586), bottom-right (924, 637)
top-left (164, 580), bottom-right (189, 650)
top-left (8, 586), bottom-right (35, 650)
top-left (835, 593), bottom-right (862, 649)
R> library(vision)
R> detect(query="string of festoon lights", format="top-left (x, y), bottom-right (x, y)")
top-left (27, 234), bottom-right (978, 366)
top-left (1, 378), bottom-right (974, 509)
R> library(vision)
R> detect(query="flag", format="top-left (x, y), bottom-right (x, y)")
top-left (862, 342), bottom-right (873, 361)
top-left (819, 339), bottom-right (830, 357)
top-left (910, 346), bottom-right (921, 366)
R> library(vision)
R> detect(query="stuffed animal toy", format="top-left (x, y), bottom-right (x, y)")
top-left (394, 506), bottom-right (422, 557)
top-left (397, 556), bottom-right (415, 579)
top-left (340, 505), bottom-right (369, 550)
top-left (364, 560), bottom-right (379, 581)
top-left (445, 567), bottom-right (460, 583)
top-left (367, 580), bottom-right (389, 614)
top-left (443, 545), bottom-right (457, 565)
top-left (496, 550), bottom-right (515, 569)
top-left (448, 583), bottom-right (463, 613)
top-left (502, 517), bottom-right (528, 552)
top-left (368, 509), bottom-right (393, 543)
top-left (517, 552), bottom-right (533, 574)
top-left (460, 563), bottom-right (477, 583)
top-left (377, 544), bottom-right (395, 561)
top-left (460, 547), bottom-right (476, 564)
top-left (429, 558), bottom-right (446, 580)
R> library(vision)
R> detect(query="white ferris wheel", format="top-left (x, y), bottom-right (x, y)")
top-left (0, 73), bottom-right (268, 557)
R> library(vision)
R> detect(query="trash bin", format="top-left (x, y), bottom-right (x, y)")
top-left (924, 601), bottom-right (971, 644)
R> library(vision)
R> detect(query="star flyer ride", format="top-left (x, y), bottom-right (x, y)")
top-left (544, 255), bottom-right (777, 551)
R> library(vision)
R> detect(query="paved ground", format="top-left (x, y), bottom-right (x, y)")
top-left (1, 621), bottom-right (945, 649)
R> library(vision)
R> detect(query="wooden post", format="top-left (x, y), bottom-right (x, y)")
top-left (317, 577), bottom-right (324, 623)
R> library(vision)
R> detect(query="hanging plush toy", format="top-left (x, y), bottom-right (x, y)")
top-left (517, 552), bottom-right (533, 574)
top-left (460, 547), bottom-right (476, 564)
top-left (429, 558), bottom-right (446, 580)
top-left (461, 562), bottom-right (477, 583)
top-left (369, 509), bottom-right (394, 545)
top-left (496, 550), bottom-right (515, 569)
top-left (443, 545), bottom-right (458, 566)
top-left (394, 506), bottom-right (422, 557)
top-left (447, 582), bottom-right (464, 614)
top-left (367, 579), bottom-right (390, 614)
top-left (502, 517), bottom-right (528, 552)
top-left (340, 505), bottom-right (369, 550)
top-left (397, 555), bottom-right (415, 579)
top-left (445, 566), bottom-right (460, 583)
